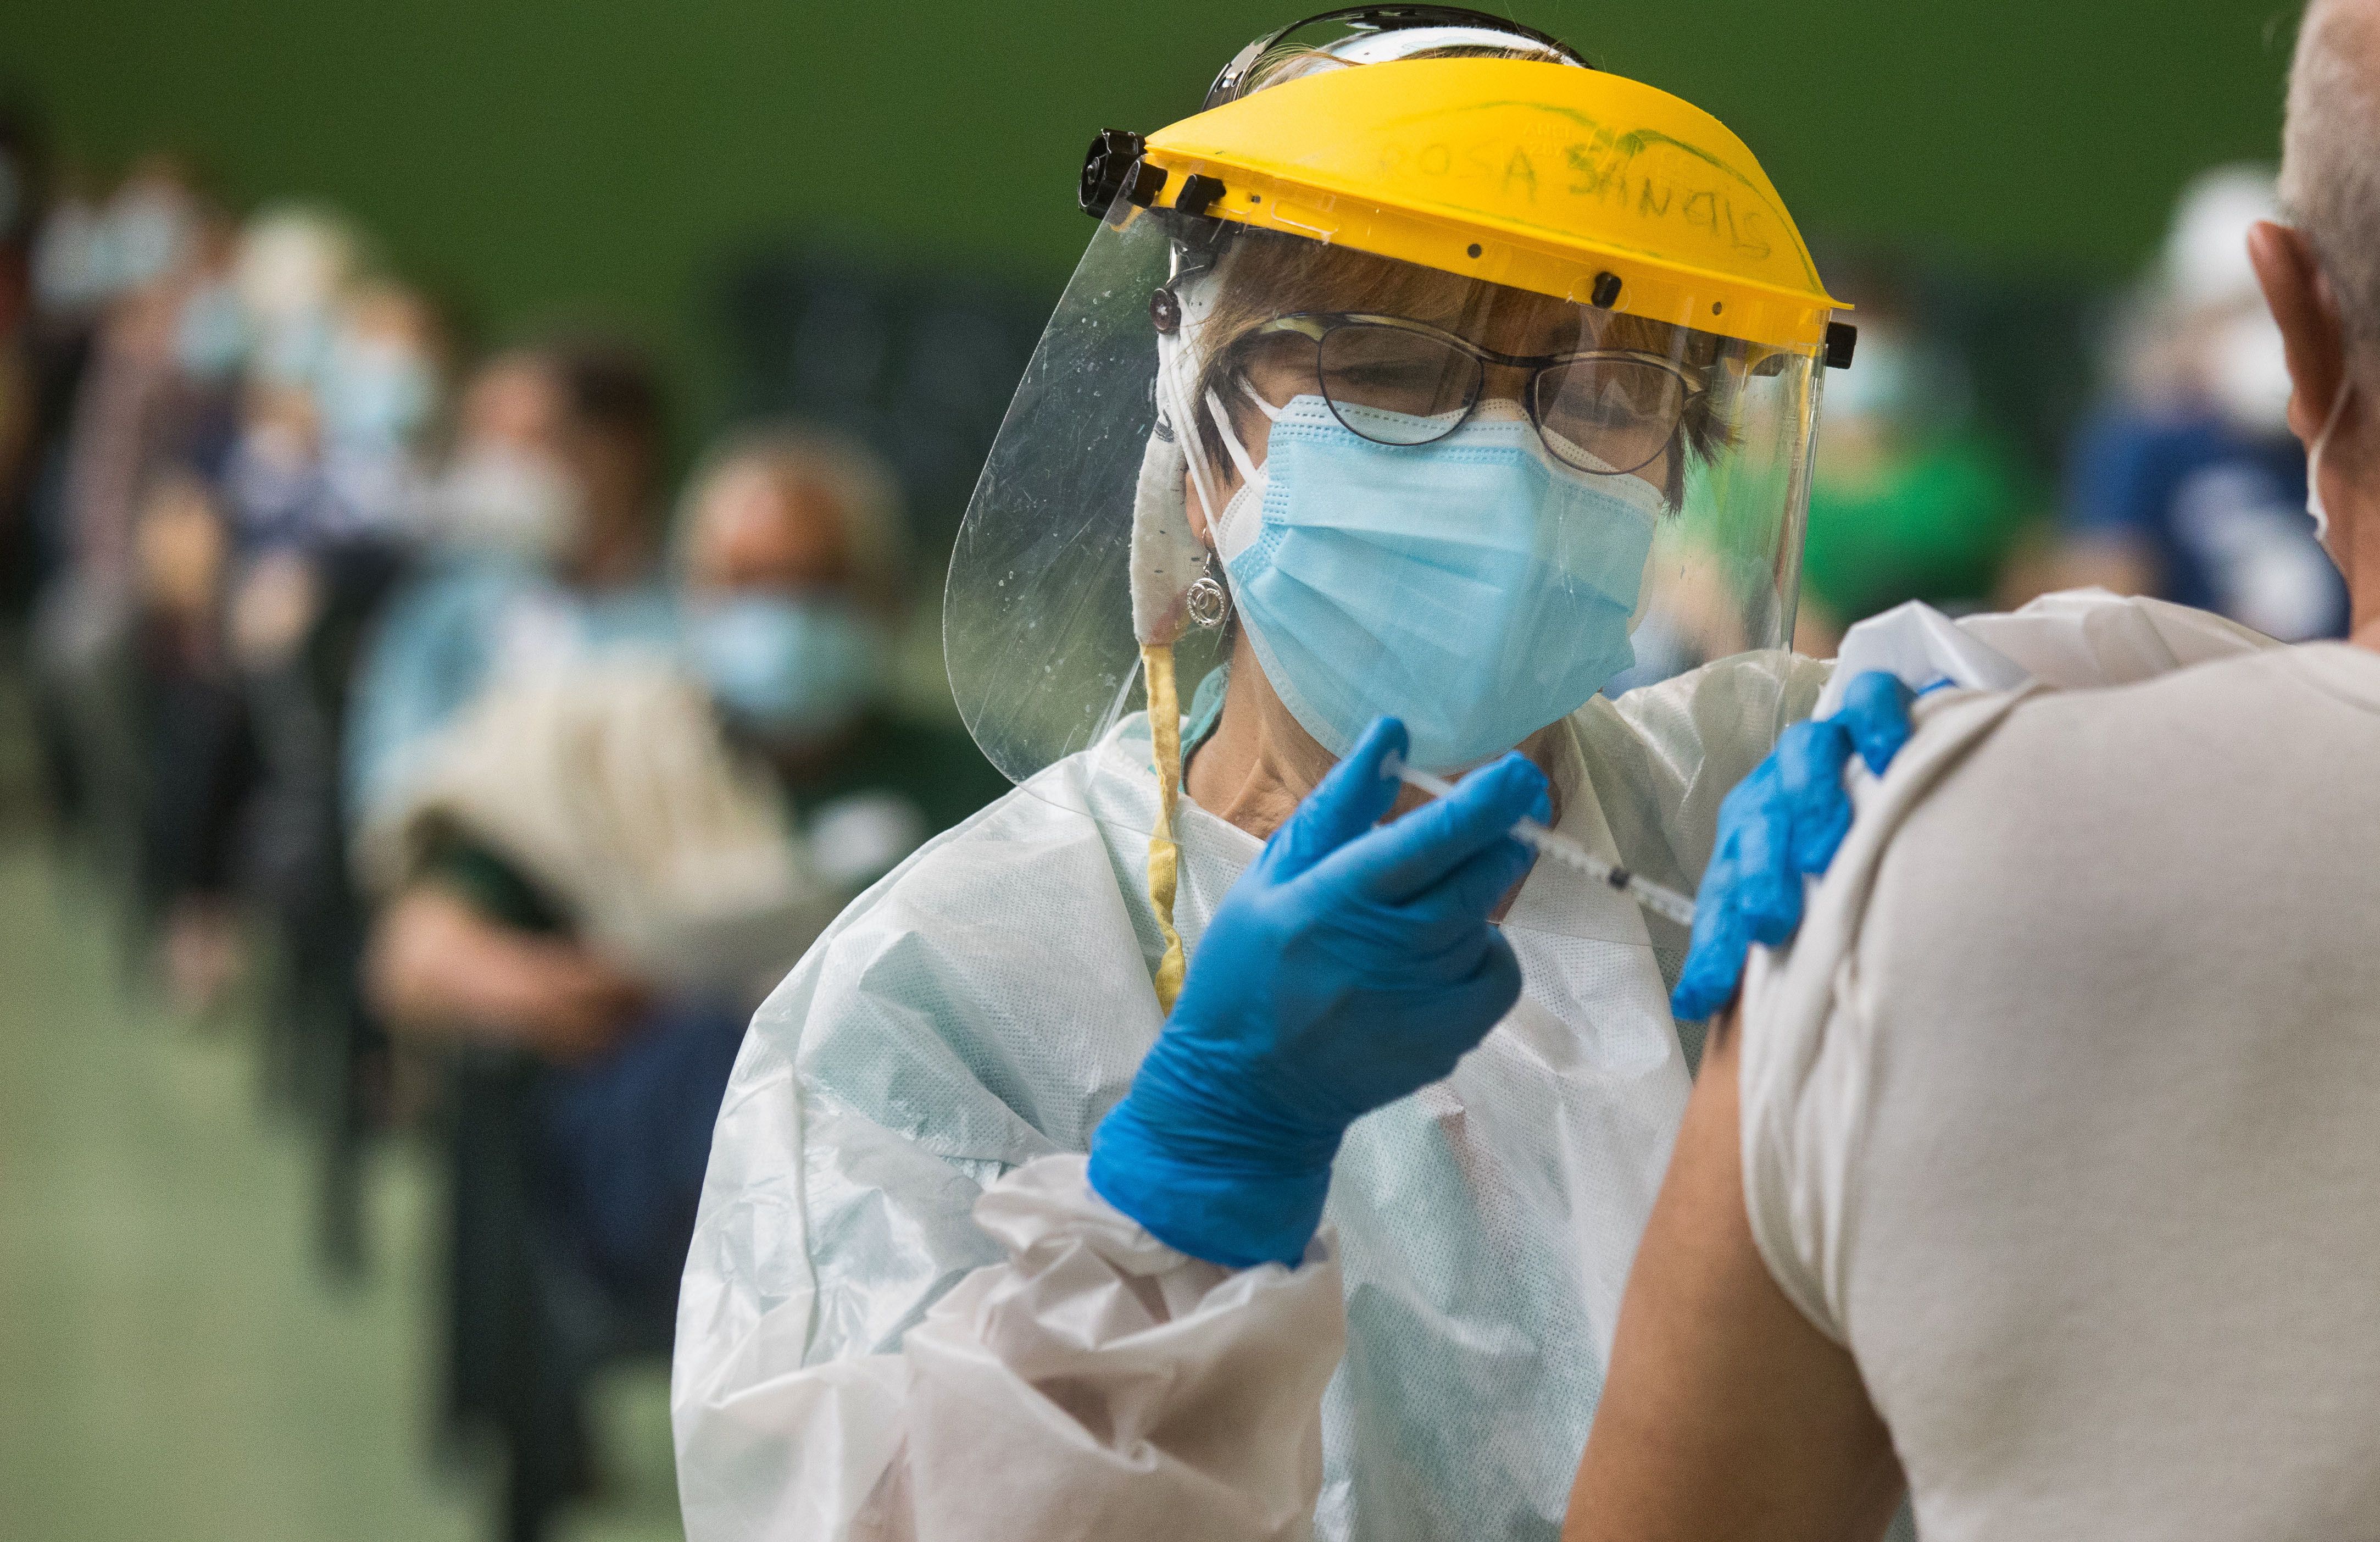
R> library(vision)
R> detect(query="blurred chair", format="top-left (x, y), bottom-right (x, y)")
top-left (440, 1041), bottom-right (679, 1542)
top-left (242, 532), bottom-right (410, 1277)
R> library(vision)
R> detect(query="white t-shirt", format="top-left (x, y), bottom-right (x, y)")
top-left (1740, 644), bottom-right (2380, 1542)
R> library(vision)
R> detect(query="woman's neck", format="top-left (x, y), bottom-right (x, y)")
top-left (1182, 636), bottom-right (1334, 841)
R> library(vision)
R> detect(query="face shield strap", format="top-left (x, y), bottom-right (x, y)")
top-left (1128, 257), bottom-right (1237, 1017)
top-left (1159, 336), bottom-right (1228, 559)
top-left (1204, 7), bottom-right (1592, 108)
top-left (1132, 262), bottom-right (1230, 652)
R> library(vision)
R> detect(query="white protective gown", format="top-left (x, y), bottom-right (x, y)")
top-left (673, 592), bottom-right (2273, 1542)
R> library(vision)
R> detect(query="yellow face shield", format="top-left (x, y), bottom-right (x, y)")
top-left (947, 12), bottom-right (1853, 997)
top-left (1123, 55), bottom-right (1845, 357)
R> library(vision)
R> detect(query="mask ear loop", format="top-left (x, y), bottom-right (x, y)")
top-left (1205, 386), bottom-right (1265, 484)
top-left (2308, 375), bottom-right (2355, 545)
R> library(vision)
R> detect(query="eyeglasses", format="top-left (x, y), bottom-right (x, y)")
top-left (1230, 312), bottom-right (1705, 476)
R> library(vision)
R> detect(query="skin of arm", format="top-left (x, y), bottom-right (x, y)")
top-left (1563, 1011), bottom-right (1905, 1542)
top-left (2048, 530), bottom-right (2161, 603)
top-left (365, 884), bottom-right (649, 1062)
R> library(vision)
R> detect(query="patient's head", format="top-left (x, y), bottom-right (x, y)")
top-left (677, 428), bottom-right (907, 608)
top-left (2259, 0), bottom-right (2380, 604)
top-left (675, 429), bottom-right (908, 746)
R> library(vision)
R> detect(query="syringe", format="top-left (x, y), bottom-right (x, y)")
top-left (1383, 755), bottom-right (1700, 929)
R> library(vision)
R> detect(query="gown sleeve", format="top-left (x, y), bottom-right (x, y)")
top-left (671, 787), bottom-right (1344, 1542)
top-left (1572, 648), bottom-right (1833, 914)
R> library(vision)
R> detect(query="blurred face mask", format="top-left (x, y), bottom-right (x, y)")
top-left (249, 313), bottom-right (334, 391)
top-left (101, 186), bottom-right (192, 293)
top-left (2209, 310), bottom-right (2296, 437)
top-left (1211, 395), bottom-right (1660, 773)
top-left (685, 593), bottom-right (881, 742)
top-left (320, 336), bottom-right (435, 453)
top-left (174, 278), bottom-right (248, 381)
top-left (431, 443), bottom-right (584, 563)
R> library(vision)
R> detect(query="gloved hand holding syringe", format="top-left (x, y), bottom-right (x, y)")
top-left (1383, 752), bottom-right (1699, 928)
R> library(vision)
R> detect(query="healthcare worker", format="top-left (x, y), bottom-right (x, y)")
top-left (671, 12), bottom-right (2263, 1540)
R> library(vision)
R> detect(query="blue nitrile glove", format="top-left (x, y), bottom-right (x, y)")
top-left (1670, 671), bottom-right (1917, 1021)
top-left (1089, 716), bottom-right (1552, 1268)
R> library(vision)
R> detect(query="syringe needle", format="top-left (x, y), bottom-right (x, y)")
top-left (1382, 754), bottom-right (1698, 928)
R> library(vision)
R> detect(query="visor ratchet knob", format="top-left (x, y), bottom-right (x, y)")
top-left (1175, 174), bottom-right (1226, 217)
top-left (1081, 129), bottom-right (1164, 217)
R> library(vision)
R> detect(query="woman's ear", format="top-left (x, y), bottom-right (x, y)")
top-left (2249, 219), bottom-right (2348, 448)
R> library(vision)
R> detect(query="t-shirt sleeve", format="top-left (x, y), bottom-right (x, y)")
top-left (1735, 938), bottom-right (1865, 1345)
top-left (1733, 688), bottom-right (2032, 1346)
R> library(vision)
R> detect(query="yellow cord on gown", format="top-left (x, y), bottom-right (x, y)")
top-left (1141, 642), bottom-right (1186, 1013)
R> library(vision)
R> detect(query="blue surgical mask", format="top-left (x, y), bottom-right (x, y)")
top-left (686, 594), bottom-right (882, 741)
top-left (174, 279), bottom-right (249, 381)
top-left (431, 444), bottom-right (583, 563)
top-left (251, 312), bottom-right (333, 391)
top-left (320, 335), bottom-right (435, 453)
top-left (100, 187), bottom-right (191, 294)
top-left (1214, 396), bottom-right (1660, 772)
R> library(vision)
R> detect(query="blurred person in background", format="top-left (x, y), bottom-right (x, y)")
top-left (24, 154), bottom-right (250, 986)
top-left (127, 463), bottom-right (254, 1008)
top-left (31, 154), bottom-right (207, 644)
top-left (214, 208), bottom-right (450, 556)
top-left (1796, 280), bottom-right (2043, 655)
top-left (675, 428), bottom-right (1006, 873)
top-left (222, 265), bottom-right (454, 1025)
top-left (2051, 165), bottom-right (2348, 641)
top-left (213, 206), bottom-right (365, 553)
top-left (0, 102), bottom-right (50, 615)
top-left (355, 425), bottom-right (972, 1313)
top-left (343, 334), bottom-right (677, 827)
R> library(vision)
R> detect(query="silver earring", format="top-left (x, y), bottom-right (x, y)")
top-left (1185, 558), bottom-right (1231, 628)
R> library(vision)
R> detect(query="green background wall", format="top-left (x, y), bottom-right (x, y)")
top-left (1, 1), bottom-right (2305, 420)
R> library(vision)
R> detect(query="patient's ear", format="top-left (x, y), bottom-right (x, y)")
top-left (2249, 220), bottom-right (2347, 450)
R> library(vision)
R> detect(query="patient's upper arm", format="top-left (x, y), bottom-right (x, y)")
top-left (1562, 1013), bottom-right (1904, 1542)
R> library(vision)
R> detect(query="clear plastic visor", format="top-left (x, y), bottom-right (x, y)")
top-left (946, 203), bottom-right (1821, 853)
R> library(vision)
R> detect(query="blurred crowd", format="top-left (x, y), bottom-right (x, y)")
top-left (0, 96), bottom-right (2338, 1534)
top-left (1796, 164), bottom-right (2339, 657)
top-left (0, 107), bottom-right (1009, 1526)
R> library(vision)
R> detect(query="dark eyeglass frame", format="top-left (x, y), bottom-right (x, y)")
top-left (1233, 311), bottom-right (1707, 476)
